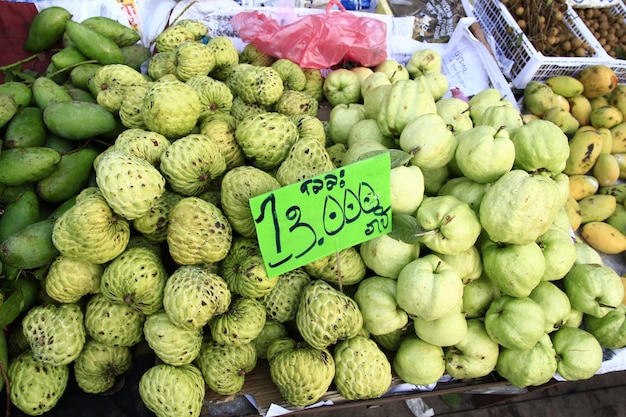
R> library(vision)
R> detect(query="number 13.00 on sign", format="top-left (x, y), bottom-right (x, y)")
top-left (250, 152), bottom-right (392, 277)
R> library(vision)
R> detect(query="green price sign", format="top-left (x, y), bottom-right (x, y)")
top-left (250, 152), bottom-right (392, 277)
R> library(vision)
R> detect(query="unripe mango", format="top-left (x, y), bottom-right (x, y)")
top-left (610, 122), bottom-right (626, 153)
top-left (546, 75), bottom-right (585, 98)
top-left (0, 217), bottom-right (58, 269)
top-left (43, 101), bottom-right (116, 140)
top-left (0, 82), bottom-right (32, 109)
top-left (65, 20), bottom-right (124, 65)
top-left (23, 6), bottom-right (72, 53)
top-left (613, 153), bottom-right (626, 179)
top-left (590, 105), bottom-right (623, 129)
top-left (0, 147), bottom-right (61, 186)
top-left (36, 147), bottom-right (100, 203)
top-left (32, 76), bottom-right (72, 110)
top-left (605, 204), bottom-right (626, 235)
top-left (0, 190), bottom-right (40, 242)
top-left (598, 183), bottom-right (626, 204)
top-left (4, 107), bottom-right (46, 148)
top-left (567, 95), bottom-right (592, 127)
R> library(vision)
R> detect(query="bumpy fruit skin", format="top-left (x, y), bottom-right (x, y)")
top-left (163, 265), bottom-right (231, 330)
top-left (84, 294), bottom-right (145, 347)
top-left (206, 36), bottom-right (240, 81)
top-left (261, 268), bottom-right (312, 323)
top-left (198, 112), bottom-right (245, 169)
top-left (187, 75), bottom-right (233, 120)
top-left (133, 189), bottom-right (184, 243)
top-left (139, 363), bottom-right (205, 417)
top-left (8, 350), bottom-right (69, 416)
top-left (44, 255), bottom-right (104, 303)
top-left (275, 90), bottom-right (319, 116)
top-left (235, 112), bottom-right (299, 170)
top-left (333, 335), bottom-right (392, 400)
top-left (108, 128), bottom-right (171, 167)
top-left (175, 19), bottom-right (208, 39)
top-left (235, 66), bottom-right (284, 106)
top-left (172, 41), bottom-right (215, 81)
top-left (239, 43), bottom-right (275, 67)
top-left (252, 319), bottom-right (288, 360)
top-left (271, 58), bottom-right (306, 91)
top-left (296, 280), bottom-right (364, 350)
top-left (96, 150), bottom-right (166, 221)
top-left (209, 296), bottom-right (267, 346)
top-left (52, 188), bottom-right (130, 264)
top-left (275, 136), bottom-right (336, 186)
top-left (155, 25), bottom-right (195, 53)
top-left (142, 79), bottom-right (201, 139)
top-left (221, 237), bottom-right (278, 298)
top-left (220, 165), bottom-right (282, 237)
top-left (159, 133), bottom-right (227, 196)
top-left (303, 247), bottom-right (366, 286)
top-left (119, 82), bottom-right (152, 129)
top-left (195, 339), bottom-right (257, 395)
top-left (100, 246), bottom-right (168, 315)
top-left (73, 339), bottom-right (133, 394)
top-left (144, 310), bottom-right (203, 366)
top-left (267, 337), bottom-right (335, 407)
top-left (22, 303), bottom-right (86, 366)
top-left (89, 64), bottom-right (148, 113)
top-left (229, 95), bottom-right (267, 121)
top-left (167, 196), bottom-right (233, 265)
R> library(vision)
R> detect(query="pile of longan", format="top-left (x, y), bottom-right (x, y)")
top-left (500, 0), bottom-right (596, 57)
top-left (576, 6), bottom-right (626, 59)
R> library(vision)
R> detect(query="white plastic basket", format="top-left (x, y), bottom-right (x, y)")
top-left (572, 0), bottom-right (626, 82)
top-left (472, 0), bottom-right (609, 88)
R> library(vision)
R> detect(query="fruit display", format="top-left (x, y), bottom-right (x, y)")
top-left (521, 66), bottom-right (626, 255)
top-left (575, 4), bottom-right (626, 59)
top-left (0, 5), bottom-right (625, 417)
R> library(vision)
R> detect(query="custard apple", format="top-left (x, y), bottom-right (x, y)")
top-left (144, 310), bottom-right (203, 366)
top-left (230, 96), bottom-right (267, 121)
top-left (235, 112), bottom-right (299, 170)
top-left (296, 279), bottom-right (363, 350)
top-left (142, 79), bottom-right (201, 139)
top-left (167, 196), bottom-right (233, 265)
top-left (221, 236), bottom-right (278, 298)
top-left (89, 63), bottom-right (148, 113)
top-left (261, 268), bottom-right (312, 323)
top-left (195, 338), bottom-right (257, 395)
top-left (73, 339), bottom-right (133, 394)
top-left (235, 65), bottom-right (284, 106)
top-left (95, 150), bottom-right (166, 220)
top-left (99, 246), bottom-right (168, 315)
top-left (147, 52), bottom-right (175, 80)
top-left (302, 67), bottom-right (325, 102)
top-left (155, 25), bottom-right (195, 53)
top-left (43, 255), bottom-right (103, 303)
top-left (303, 246), bottom-right (366, 286)
top-left (333, 335), bottom-right (393, 400)
top-left (220, 165), bottom-right (282, 237)
top-left (252, 319), bottom-right (288, 360)
top-left (8, 350), bottom-right (69, 416)
top-left (110, 128), bottom-right (171, 166)
top-left (139, 363), bottom-right (205, 417)
top-left (52, 188), bottom-right (130, 264)
top-left (198, 112), bottom-right (245, 169)
top-left (206, 36), bottom-right (240, 81)
top-left (171, 41), bottom-right (215, 81)
top-left (271, 58), bottom-right (306, 91)
top-left (267, 337), bottom-right (335, 407)
top-left (84, 293), bottom-right (146, 347)
top-left (275, 136), bottom-right (336, 186)
top-left (159, 133), bottom-right (227, 196)
top-left (239, 42), bottom-right (275, 67)
top-left (275, 90), bottom-right (318, 116)
top-left (208, 296), bottom-right (267, 346)
top-left (162, 265), bottom-right (231, 330)
top-left (22, 303), bottom-right (86, 366)
top-left (290, 114), bottom-right (326, 144)
top-left (175, 19), bottom-right (208, 39)
top-left (132, 189), bottom-right (184, 243)
top-left (186, 74), bottom-right (233, 120)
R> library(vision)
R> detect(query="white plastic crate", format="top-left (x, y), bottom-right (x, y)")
top-left (572, 0), bottom-right (626, 82)
top-left (471, 0), bottom-right (609, 88)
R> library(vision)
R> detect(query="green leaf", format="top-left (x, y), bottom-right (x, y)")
top-left (389, 214), bottom-right (422, 244)
top-left (389, 149), bottom-right (412, 168)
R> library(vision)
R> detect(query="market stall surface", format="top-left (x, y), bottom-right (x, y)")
top-left (287, 370), bottom-right (626, 417)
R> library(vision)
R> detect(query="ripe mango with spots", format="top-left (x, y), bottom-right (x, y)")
top-left (578, 194), bottom-right (617, 223)
top-left (581, 221), bottom-right (626, 254)
top-left (592, 153), bottom-right (621, 187)
top-left (568, 174), bottom-right (600, 201)
top-left (590, 105), bottom-right (623, 129)
top-left (564, 126), bottom-right (603, 175)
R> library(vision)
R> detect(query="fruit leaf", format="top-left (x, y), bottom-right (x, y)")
top-left (355, 149), bottom-right (412, 169)
top-left (389, 214), bottom-right (422, 244)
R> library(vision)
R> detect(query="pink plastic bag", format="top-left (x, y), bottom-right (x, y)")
top-left (230, 0), bottom-right (387, 69)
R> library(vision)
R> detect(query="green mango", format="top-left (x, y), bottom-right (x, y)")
top-left (120, 44), bottom-right (152, 71)
top-left (65, 86), bottom-right (97, 103)
top-left (43, 133), bottom-right (76, 153)
top-left (68, 63), bottom-right (102, 91)
top-left (43, 101), bottom-right (116, 140)
top-left (0, 93), bottom-right (19, 129)
top-left (0, 329), bottom-right (6, 392)
top-left (0, 82), bottom-right (32, 109)
top-left (24, 6), bottom-right (72, 53)
top-left (32, 76), bottom-right (73, 110)
top-left (0, 190), bottom-right (40, 242)
top-left (81, 16), bottom-right (141, 47)
top-left (0, 147), bottom-right (61, 186)
top-left (65, 20), bottom-right (124, 65)
top-left (0, 217), bottom-right (59, 269)
top-left (37, 146), bottom-right (100, 203)
top-left (0, 183), bottom-right (37, 206)
top-left (0, 274), bottom-right (39, 328)
top-left (4, 107), bottom-right (47, 148)
top-left (51, 45), bottom-right (89, 69)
